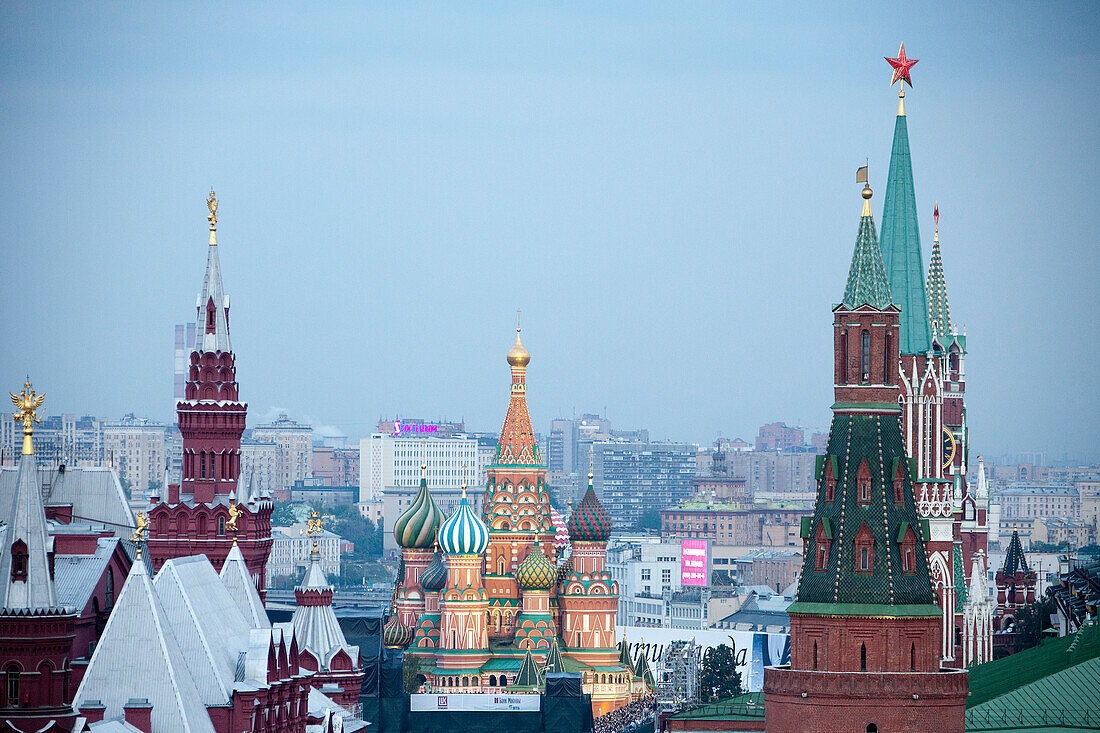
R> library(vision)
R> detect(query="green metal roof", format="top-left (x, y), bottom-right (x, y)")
top-left (793, 413), bottom-right (938, 611)
top-left (966, 656), bottom-right (1100, 731)
top-left (879, 112), bottom-right (932, 355)
top-left (667, 692), bottom-right (766, 723)
top-left (967, 622), bottom-right (1100, 709)
top-left (787, 602), bottom-right (941, 617)
top-left (840, 207), bottom-right (895, 311)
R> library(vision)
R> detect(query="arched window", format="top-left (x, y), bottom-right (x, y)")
top-left (910, 642), bottom-right (916, 671)
top-left (104, 569), bottom-right (114, 609)
top-left (462, 676), bottom-right (469, 687)
top-left (840, 329), bottom-right (848, 384)
top-left (500, 675), bottom-right (508, 686)
top-left (883, 333), bottom-right (891, 383)
top-left (5, 665), bottom-right (18, 707)
top-left (867, 726), bottom-right (878, 733)
top-left (498, 557), bottom-right (506, 575)
top-left (860, 546), bottom-right (870, 571)
top-left (813, 641), bottom-right (818, 670)
top-left (37, 662), bottom-right (53, 705)
top-left (217, 516), bottom-right (226, 536)
top-left (199, 452), bottom-right (207, 478)
top-left (861, 330), bottom-right (870, 382)
top-left (489, 674), bottom-right (497, 687)
top-left (10, 540), bottom-right (27, 582)
top-left (860, 643), bottom-right (867, 672)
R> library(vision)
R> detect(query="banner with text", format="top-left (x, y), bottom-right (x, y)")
top-left (680, 538), bottom-right (709, 586)
top-left (616, 626), bottom-right (790, 693)
top-left (410, 693), bottom-right (541, 712)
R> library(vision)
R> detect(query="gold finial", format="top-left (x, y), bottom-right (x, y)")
top-left (588, 449), bottom-right (594, 485)
top-left (227, 500), bottom-right (241, 545)
top-left (856, 164), bottom-right (872, 217)
top-left (307, 510), bottom-right (323, 554)
top-left (131, 512), bottom-right (149, 558)
top-left (461, 464), bottom-right (468, 498)
top-left (10, 380), bottom-right (45, 456)
top-left (206, 190), bottom-right (218, 245)
top-left (507, 311), bottom-right (531, 367)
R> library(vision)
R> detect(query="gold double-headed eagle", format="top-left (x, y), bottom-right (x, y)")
top-left (11, 380), bottom-right (45, 456)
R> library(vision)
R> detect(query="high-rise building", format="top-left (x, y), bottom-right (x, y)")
top-left (755, 423), bottom-right (805, 452)
top-left (146, 191), bottom-right (273, 597)
top-left (312, 446), bottom-right (359, 487)
top-left (360, 433), bottom-right (483, 504)
top-left (252, 413), bottom-right (313, 492)
top-left (591, 440), bottom-right (696, 528)
top-left (240, 437), bottom-right (279, 496)
top-left (174, 322), bottom-right (196, 401)
top-left (763, 139), bottom-right (967, 731)
top-left (0, 414), bottom-right (104, 468)
top-left (103, 414), bottom-right (167, 499)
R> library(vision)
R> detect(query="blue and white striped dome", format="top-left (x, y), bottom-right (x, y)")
top-left (439, 493), bottom-right (490, 556)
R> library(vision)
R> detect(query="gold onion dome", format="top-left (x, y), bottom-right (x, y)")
top-left (507, 327), bottom-right (530, 367)
top-left (393, 472), bottom-right (444, 549)
top-left (515, 540), bottom-right (555, 591)
top-left (420, 550), bottom-right (447, 592)
top-left (382, 614), bottom-right (413, 649)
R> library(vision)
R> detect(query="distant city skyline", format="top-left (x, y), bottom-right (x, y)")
top-left (2, 4), bottom-right (1097, 461)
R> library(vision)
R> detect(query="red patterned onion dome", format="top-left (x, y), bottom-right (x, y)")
top-left (383, 614), bottom-right (413, 649)
top-left (568, 474), bottom-right (612, 542)
top-left (420, 550), bottom-right (447, 592)
top-left (515, 541), bottom-right (555, 591)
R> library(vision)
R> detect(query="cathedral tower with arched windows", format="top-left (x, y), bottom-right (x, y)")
top-left (146, 192), bottom-right (273, 596)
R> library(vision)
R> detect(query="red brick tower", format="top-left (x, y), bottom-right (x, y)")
top-left (147, 192), bottom-right (273, 596)
top-left (481, 324), bottom-right (557, 640)
top-left (763, 180), bottom-right (967, 733)
top-left (0, 383), bottom-right (79, 731)
top-left (994, 528), bottom-right (1036, 632)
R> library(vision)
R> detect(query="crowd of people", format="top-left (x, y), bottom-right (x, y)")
top-left (593, 695), bottom-right (658, 733)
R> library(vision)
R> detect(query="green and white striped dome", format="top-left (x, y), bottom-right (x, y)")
top-left (439, 491), bottom-right (490, 556)
top-left (393, 479), bottom-right (444, 549)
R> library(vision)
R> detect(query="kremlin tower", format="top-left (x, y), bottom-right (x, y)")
top-left (762, 177), bottom-right (967, 732)
top-left (877, 45), bottom-right (989, 663)
top-left (146, 192), bottom-right (273, 596)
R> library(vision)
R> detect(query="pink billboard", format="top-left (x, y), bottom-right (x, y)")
top-left (681, 539), bottom-right (709, 586)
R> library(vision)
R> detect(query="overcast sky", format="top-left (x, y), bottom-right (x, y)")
top-left (1, 2), bottom-right (1097, 461)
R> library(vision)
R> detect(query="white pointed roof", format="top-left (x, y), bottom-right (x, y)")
top-left (967, 551), bottom-right (991, 606)
top-left (0, 453), bottom-right (61, 611)
top-left (291, 552), bottom-right (359, 670)
top-left (195, 236), bottom-right (232, 354)
top-left (220, 543), bottom-right (270, 629)
top-left (74, 557), bottom-right (215, 733)
top-left (153, 556), bottom-right (251, 705)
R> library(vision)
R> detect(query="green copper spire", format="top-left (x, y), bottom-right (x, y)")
top-left (841, 184), bottom-right (894, 310)
top-left (926, 205), bottom-right (952, 340)
top-left (880, 109), bottom-right (932, 354)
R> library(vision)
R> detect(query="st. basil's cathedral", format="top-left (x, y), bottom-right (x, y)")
top-left (384, 327), bottom-right (651, 715)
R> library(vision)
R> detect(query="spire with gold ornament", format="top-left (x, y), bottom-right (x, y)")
top-left (482, 315), bottom-right (556, 642)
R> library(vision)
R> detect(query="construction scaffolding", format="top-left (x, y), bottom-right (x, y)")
top-left (656, 639), bottom-right (700, 707)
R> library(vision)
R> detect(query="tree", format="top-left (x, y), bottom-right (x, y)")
top-left (271, 501), bottom-right (302, 527)
top-left (1014, 589), bottom-right (1056, 654)
top-left (636, 508), bottom-right (662, 531)
top-left (147, 478), bottom-right (163, 496)
top-left (698, 643), bottom-right (742, 702)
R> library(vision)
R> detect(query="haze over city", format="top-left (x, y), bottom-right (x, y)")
top-left (2, 3), bottom-right (1097, 460)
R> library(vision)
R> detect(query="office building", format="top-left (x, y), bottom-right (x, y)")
top-left (103, 415), bottom-right (167, 499)
top-left (253, 413), bottom-right (314, 492)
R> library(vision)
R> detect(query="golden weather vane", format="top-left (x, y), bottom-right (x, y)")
top-left (11, 380), bottom-right (45, 456)
top-left (227, 500), bottom-right (242, 544)
top-left (131, 513), bottom-right (149, 558)
top-left (307, 510), bottom-right (323, 553)
top-left (207, 190), bottom-right (218, 229)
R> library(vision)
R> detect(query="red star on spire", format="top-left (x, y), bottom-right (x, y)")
top-left (885, 43), bottom-right (918, 87)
